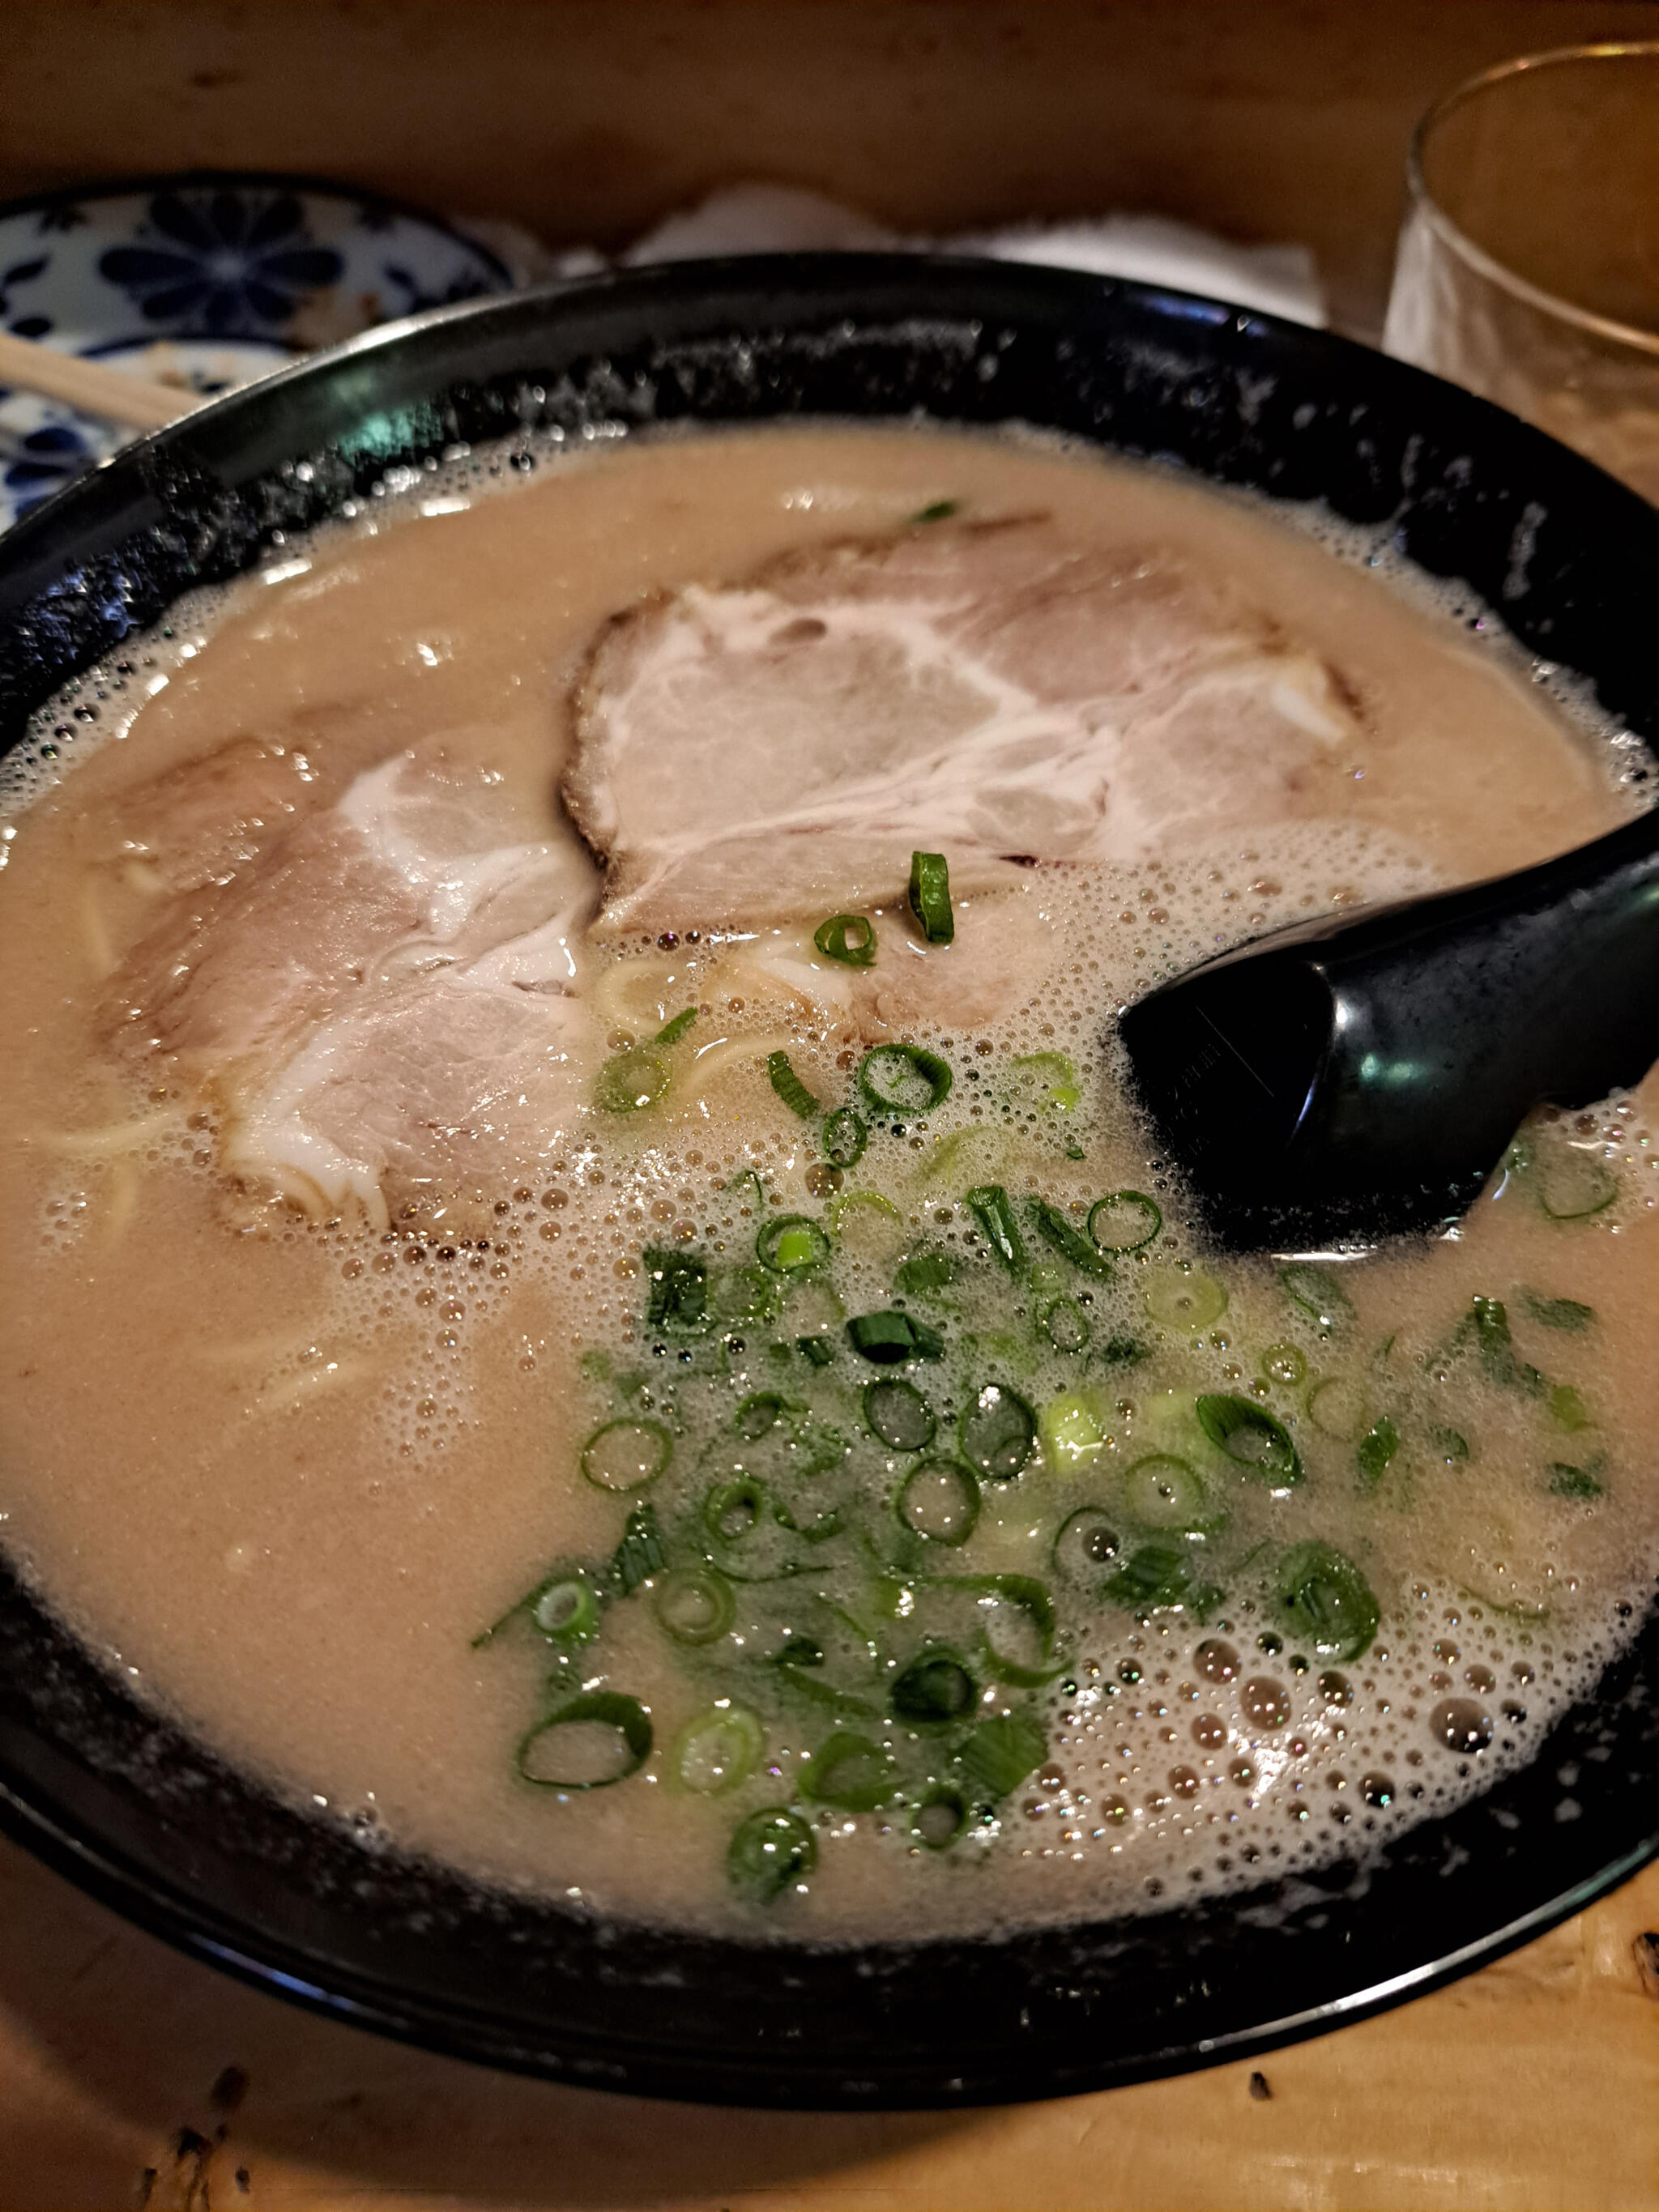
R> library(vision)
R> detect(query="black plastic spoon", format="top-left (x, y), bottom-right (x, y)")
top-left (1117, 806), bottom-right (1659, 1251)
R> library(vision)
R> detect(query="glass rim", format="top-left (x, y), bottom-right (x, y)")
top-left (1406, 41), bottom-right (1659, 363)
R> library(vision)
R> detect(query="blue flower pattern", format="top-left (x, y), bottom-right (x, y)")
top-left (0, 179), bottom-right (514, 530)
top-left (1, 419), bottom-right (97, 516)
top-left (100, 190), bottom-right (345, 336)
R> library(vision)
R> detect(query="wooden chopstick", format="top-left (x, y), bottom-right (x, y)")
top-left (0, 330), bottom-right (201, 431)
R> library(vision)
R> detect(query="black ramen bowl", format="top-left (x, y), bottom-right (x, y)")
top-left (0, 258), bottom-right (1655, 2108)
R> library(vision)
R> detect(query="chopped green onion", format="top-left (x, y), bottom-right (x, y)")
top-left (1523, 1289), bottom-right (1595, 1332)
top-left (911, 1783), bottom-right (971, 1849)
top-left (669, 1703), bottom-right (763, 1794)
top-left (1012, 1052), bottom-right (1081, 1113)
top-left (1262, 1343), bottom-right (1307, 1386)
top-left (965, 1184), bottom-right (1026, 1273)
top-left (651, 1566), bottom-right (736, 1645)
top-left (698, 1481), bottom-right (819, 1581)
top-left (827, 1187), bottom-right (903, 1242)
top-left (822, 1106), bottom-right (868, 1168)
top-left (516, 1693), bottom-right (652, 1790)
top-left (1089, 1191), bottom-right (1162, 1253)
top-left (890, 1646), bottom-right (979, 1725)
top-left (1038, 1390), bottom-right (1107, 1473)
top-left (1279, 1262), bottom-right (1353, 1334)
top-left (1042, 1297), bottom-right (1090, 1353)
top-left (610, 1502), bottom-right (666, 1593)
top-left (734, 1390), bottom-right (797, 1441)
top-left (1196, 1394), bottom-right (1303, 1486)
top-left (1105, 1543), bottom-right (1221, 1618)
top-left (801, 1729), bottom-right (897, 1811)
top-left (1469, 1297), bottom-right (1546, 1396)
top-left (813, 914), bottom-right (877, 966)
top-left (714, 1264), bottom-right (784, 1325)
top-left (847, 1310), bottom-right (945, 1363)
top-left (859, 1042), bottom-right (953, 1115)
top-left (953, 1713), bottom-right (1046, 1802)
top-left (910, 498), bottom-right (960, 525)
top-left (703, 1476), bottom-right (767, 1545)
top-left (792, 1417), bottom-right (852, 1477)
top-left (1549, 1383), bottom-right (1592, 1432)
top-left (1307, 1376), bottom-right (1371, 1440)
top-left (896, 1247), bottom-right (961, 1298)
top-left (727, 1805), bottom-right (817, 1903)
top-left (1030, 1199), bottom-right (1113, 1279)
top-left (957, 1573), bottom-right (1060, 1686)
top-left (728, 1167), bottom-right (767, 1213)
top-left (908, 850), bottom-right (955, 944)
top-left (654, 1006), bottom-right (698, 1046)
top-left (1145, 1264), bottom-right (1227, 1330)
top-left (1356, 1415), bottom-right (1400, 1489)
top-left (1550, 1460), bottom-right (1604, 1498)
top-left (961, 1382), bottom-right (1038, 1480)
top-left (797, 1336), bottom-right (836, 1369)
top-left (1535, 1140), bottom-right (1618, 1220)
top-left (896, 1458), bottom-right (980, 1545)
top-left (595, 1047), bottom-right (670, 1114)
top-left (643, 1247), bottom-right (708, 1331)
top-left (1273, 1541), bottom-right (1380, 1661)
top-left (864, 1377), bottom-right (937, 1452)
top-left (527, 1566), bottom-right (603, 1647)
top-left (757, 1214), bottom-right (830, 1274)
top-left (1120, 1453), bottom-right (1216, 1536)
top-left (1432, 1426), bottom-right (1470, 1464)
top-left (1099, 1333), bottom-right (1148, 1368)
top-left (766, 1050), bottom-right (821, 1119)
top-left (1052, 1506), bottom-right (1121, 1579)
top-left (770, 1638), bottom-right (877, 1722)
top-left (581, 1418), bottom-right (672, 1492)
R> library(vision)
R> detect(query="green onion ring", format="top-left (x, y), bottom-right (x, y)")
top-left (594, 1047), bottom-right (670, 1114)
top-left (516, 1692), bottom-right (652, 1790)
top-left (1088, 1191), bottom-right (1162, 1253)
top-left (669, 1703), bottom-right (764, 1794)
top-left (651, 1566), bottom-right (736, 1645)
top-left (756, 1213), bottom-right (831, 1273)
top-left (580, 1417), bottom-right (672, 1492)
top-left (863, 1376), bottom-right (937, 1452)
top-left (813, 913), bottom-right (878, 966)
top-left (859, 1043), bottom-right (953, 1115)
top-left (727, 1805), bottom-right (817, 1903)
top-left (822, 1106), bottom-right (868, 1169)
top-left (907, 850), bottom-right (955, 944)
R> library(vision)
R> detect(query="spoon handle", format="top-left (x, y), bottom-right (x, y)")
top-left (1120, 800), bottom-right (1659, 1245)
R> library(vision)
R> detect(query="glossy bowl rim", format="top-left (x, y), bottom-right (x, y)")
top-left (0, 254), bottom-right (1654, 2108)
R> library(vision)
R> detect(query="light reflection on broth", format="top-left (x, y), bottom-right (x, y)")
top-left (0, 424), bottom-right (1654, 1940)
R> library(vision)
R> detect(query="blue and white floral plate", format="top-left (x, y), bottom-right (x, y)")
top-left (0, 171), bottom-right (516, 529)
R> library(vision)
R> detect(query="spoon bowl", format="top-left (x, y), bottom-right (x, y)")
top-left (1119, 803), bottom-right (1659, 1248)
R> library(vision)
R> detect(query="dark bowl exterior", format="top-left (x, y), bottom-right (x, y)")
top-left (0, 256), bottom-right (1655, 2108)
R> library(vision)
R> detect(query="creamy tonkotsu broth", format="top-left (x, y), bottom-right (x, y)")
top-left (1, 424), bottom-right (1656, 1941)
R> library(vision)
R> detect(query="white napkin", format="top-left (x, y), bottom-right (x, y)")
top-left (607, 182), bottom-right (1324, 326)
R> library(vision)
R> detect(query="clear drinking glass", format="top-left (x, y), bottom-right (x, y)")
top-left (1384, 44), bottom-right (1659, 501)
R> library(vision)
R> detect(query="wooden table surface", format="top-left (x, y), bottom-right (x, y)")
top-left (2, 1833), bottom-right (1655, 2212)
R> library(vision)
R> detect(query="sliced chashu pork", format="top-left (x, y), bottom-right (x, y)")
top-left (103, 739), bottom-right (599, 1223)
top-left (565, 517), bottom-right (1365, 932)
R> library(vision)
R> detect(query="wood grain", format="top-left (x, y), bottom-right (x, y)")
top-left (3, 2), bottom-right (1659, 336)
top-left (0, 1834), bottom-right (1653, 2210)
top-left (2, 7), bottom-right (1657, 2206)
